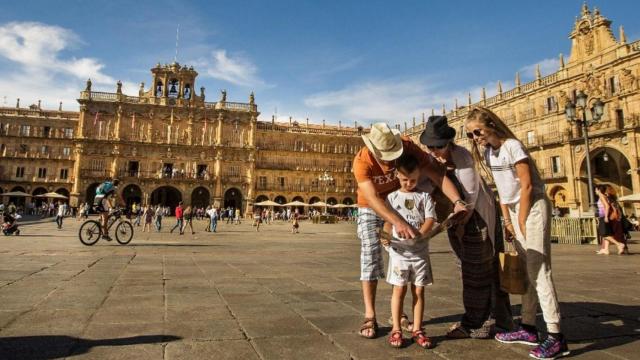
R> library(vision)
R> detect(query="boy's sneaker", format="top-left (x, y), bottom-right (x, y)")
top-left (529, 336), bottom-right (570, 359)
top-left (495, 327), bottom-right (539, 345)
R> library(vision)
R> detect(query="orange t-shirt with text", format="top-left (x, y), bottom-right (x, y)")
top-left (352, 137), bottom-right (431, 207)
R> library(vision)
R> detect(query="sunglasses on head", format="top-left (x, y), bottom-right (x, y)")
top-left (427, 144), bottom-right (447, 150)
top-left (466, 128), bottom-right (484, 139)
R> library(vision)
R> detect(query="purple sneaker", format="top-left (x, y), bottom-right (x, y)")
top-left (529, 336), bottom-right (570, 359)
top-left (495, 327), bottom-right (539, 345)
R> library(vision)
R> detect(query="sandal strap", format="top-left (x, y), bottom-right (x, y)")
top-left (360, 317), bottom-right (378, 331)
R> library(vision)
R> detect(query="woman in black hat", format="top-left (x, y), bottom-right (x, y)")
top-left (420, 116), bottom-right (513, 338)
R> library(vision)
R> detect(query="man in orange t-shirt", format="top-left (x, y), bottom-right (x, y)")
top-left (354, 123), bottom-right (468, 338)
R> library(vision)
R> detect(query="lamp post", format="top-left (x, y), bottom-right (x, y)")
top-left (565, 90), bottom-right (605, 215)
top-left (318, 170), bottom-right (334, 215)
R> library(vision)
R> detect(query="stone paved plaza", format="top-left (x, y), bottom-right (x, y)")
top-left (0, 216), bottom-right (638, 359)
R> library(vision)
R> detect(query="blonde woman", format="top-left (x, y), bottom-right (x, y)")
top-left (465, 107), bottom-right (568, 360)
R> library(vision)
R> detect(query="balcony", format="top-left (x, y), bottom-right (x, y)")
top-left (254, 183), bottom-right (356, 194)
top-left (117, 170), bottom-right (213, 181)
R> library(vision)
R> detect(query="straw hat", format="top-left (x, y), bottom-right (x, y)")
top-left (362, 123), bottom-right (403, 161)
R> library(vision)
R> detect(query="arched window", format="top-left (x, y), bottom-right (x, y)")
top-left (183, 84), bottom-right (191, 99)
top-left (155, 81), bottom-right (164, 97)
top-left (168, 79), bottom-right (179, 98)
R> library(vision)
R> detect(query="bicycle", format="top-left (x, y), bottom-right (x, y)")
top-left (78, 207), bottom-right (134, 245)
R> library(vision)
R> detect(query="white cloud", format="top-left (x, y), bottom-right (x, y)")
top-left (0, 21), bottom-right (127, 109)
top-left (302, 78), bottom-right (512, 125)
top-left (202, 49), bottom-right (266, 87)
top-left (520, 57), bottom-right (560, 81)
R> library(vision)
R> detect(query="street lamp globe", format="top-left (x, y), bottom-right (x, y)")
top-left (592, 99), bottom-right (605, 120)
top-left (565, 102), bottom-right (576, 122)
top-left (576, 90), bottom-right (588, 108)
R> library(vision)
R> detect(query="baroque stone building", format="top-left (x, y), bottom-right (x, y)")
top-left (0, 63), bottom-right (362, 214)
top-left (404, 4), bottom-right (640, 216)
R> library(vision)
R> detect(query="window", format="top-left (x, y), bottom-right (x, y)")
top-left (19, 144), bottom-right (28, 153)
top-left (19, 125), bottom-right (30, 136)
top-left (546, 96), bottom-right (556, 112)
top-left (40, 145), bottom-right (49, 154)
top-left (459, 125), bottom-right (465, 139)
top-left (278, 177), bottom-right (285, 187)
top-left (551, 156), bottom-right (562, 174)
top-left (294, 140), bottom-right (304, 151)
top-left (616, 109), bottom-right (624, 129)
top-left (609, 77), bottom-right (617, 94)
top-left (258, 176), bottom-right (267, 189)
top-left (526, 131), bottom-right (536, 145)
top-left (43, 126), bottom-right (51, 138)
top-left (60, 168), bottom-right (69, 180)
top-left (64, 128), bottom-right (73, 138)
top-left (37, 168), bottom-right (47, 178)
top-left (15, 166), bottom-right (25, 178)
top-left (62, 147), bottom-right (71, 157)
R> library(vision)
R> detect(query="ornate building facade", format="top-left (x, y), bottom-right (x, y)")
top-left (0, 63), bottom-right (362, 214)
top-left (404, 4), bottom-right (640, 216)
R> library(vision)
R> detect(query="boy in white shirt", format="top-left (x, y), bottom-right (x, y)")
top-left (384, 153), bottom-right (436, 349)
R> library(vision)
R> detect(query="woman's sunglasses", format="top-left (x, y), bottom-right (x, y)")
top-left (466, 128), bottom-right (484, 139)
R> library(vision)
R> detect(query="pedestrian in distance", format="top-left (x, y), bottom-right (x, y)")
top-left (181, 205), bottom-right (195, 235)
top-left (55, 201), bottom-right (67, 229)
top-left (170, 202), bottom-right (184, 235)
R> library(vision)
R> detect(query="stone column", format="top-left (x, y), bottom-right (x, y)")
top-left (214, 151), bottom-right (223, 205)
top-left (187, 112), bottom-right (194, 146)
top-left (115, 105), bottom-right (122, 141)
top-left (78, 105), bottom-right (87, 139)
top-left (249, 115), bottom-right (256, 147)
top-left (216, 113), bottom-right (224, 145)
top-left (70, 145), bottom-right (84, 207)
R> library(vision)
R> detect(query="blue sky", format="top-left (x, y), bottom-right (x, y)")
top-left (0, 1), bottom-right (638, 126)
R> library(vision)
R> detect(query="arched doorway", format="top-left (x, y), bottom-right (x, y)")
top-left (255, 195), bottom-right (269, 203)
top-left (9, 186), bottom-right (26, 208)
top-left (55, 188), bottom-right (70, 199)
top-left (327, 197), bottom-right (338, 214)
top-left (580, 147), bottom-right (632, 211)
top-left (122, 184), bottom-right (143, 209)
top-left (223, 188), bottom-right (243, 212)
top-left (191, 186), bottom-right (211, 208)
top-left (309, 196), bottom-right (320, 204)
top-left (342, 197), bottom-right (354, 205)
top-left (32, 187), bottom-right (48, 207)
top-left (274, 195), bottom-right (287, 205)
top-left (85, 183), bottom-right (100, 206)
top-left (150, 186), bottom-right (182, 212)
top-left (549, 186), bottom-right (569, 217)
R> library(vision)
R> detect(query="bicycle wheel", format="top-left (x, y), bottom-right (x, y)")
top-left (115, 221), bottom-right (134, 245)
top-left (79, 220), bottom-right (102, 246)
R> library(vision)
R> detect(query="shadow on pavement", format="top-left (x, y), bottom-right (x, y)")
top-left (0, 334), bottom-right (181, 360)
top-left (127, 243), bottom-right (224, 247)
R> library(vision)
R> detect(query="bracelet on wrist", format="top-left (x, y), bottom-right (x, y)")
top-left (454, 199), bottom-right (467, 207)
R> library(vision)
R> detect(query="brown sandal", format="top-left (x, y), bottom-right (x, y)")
top-left (388, 330), bottom-right (403, 348)
top-left (387, 314), bottom-right (413, 332)
top-left (359, 317), bottom-right (378, 339)
top-left (412, 329), bottom-right (433, 349)
top-left (446, 322), bottom-right (470, 339)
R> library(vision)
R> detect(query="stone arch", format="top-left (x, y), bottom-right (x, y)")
top-left (122, 184), bottom-right (143, 208)
top-left (309, 196), bottom-right (321, 204)
top-left (32, 187), bottom-right (48, 207)
top-left (342, 197), bottom-right (354, 205)
top-left (85, 183), bottom-right (100, 206)
top-left (191, 186), bottom-right (211, 209)
top-left (326, 197), bottom-right (338, 205)
top-left (150, 186), bottom-right (183, 212)
top-left (578, 146), bottom-right (632, 210)
top-left (255, 194), bottom-right (269, 203)
top-left (292, 196), bottom-right (304, 202)
top-left (223, 187), bottom-right (243, 212)
top-left (274, 195), bottom-right (287, 205)
top-left (55, 188), bottom-right (70, 199)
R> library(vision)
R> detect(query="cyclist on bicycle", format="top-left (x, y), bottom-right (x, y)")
top-left (93, 178), bottom-right (121, 240)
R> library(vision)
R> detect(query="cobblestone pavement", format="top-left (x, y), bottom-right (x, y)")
top-left (0, 217), bottom-right (638, 359)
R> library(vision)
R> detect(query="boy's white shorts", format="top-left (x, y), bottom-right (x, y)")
top-left (386, 252), bottom-right (433, 287)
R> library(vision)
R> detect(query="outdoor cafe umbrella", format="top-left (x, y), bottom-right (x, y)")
top-left (330, 203), bottom-right (350, 208)
top-left (310, 201), bottom-right (327, 207)
top-left (35, 192), bottom-right (68, 200)
top-left (1, 191), bottom-right (31, 197)
top-left (254, 200), bottom-right (282, 206)
top-left (283, 201), bottom-right (309, 207)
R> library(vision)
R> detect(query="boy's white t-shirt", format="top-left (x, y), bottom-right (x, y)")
top-left (386, 190), bottom-right (436, 260)
top-left (485, 138), bottom-right (544, 204)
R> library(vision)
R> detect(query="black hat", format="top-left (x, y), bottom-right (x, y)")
top-left (420, 115), bottom-right (456, 147)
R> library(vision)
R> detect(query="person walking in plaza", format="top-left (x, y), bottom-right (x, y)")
top-left (465, 107), bottom-right (568, 359)
top-left (154, 205), bottom-right (163, 232)
top-left (234, 208), bottom-right (241, 225)
top-left (595, 185), bottom-right (626, 255)
top-left (55, 201), bottom-right (67, 229)
top-left (253, 208), bottom-right (262, 231)
top-left (170, 202), bottom-right (184, 235)
top-left (353, 122), bottom-right (468, 339)
top-left (420, 115), bottom-right (513, 339)
top-left (206, 206), bottom-right (218, 232)
top-left (291, 211), bottom-right (300, 234)
top-left (383, 153), bottom-right (436, 349)
top-left (142, 204), bottom-right (154, 232)
top-left (181, 205), bottom-right (195, 235)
